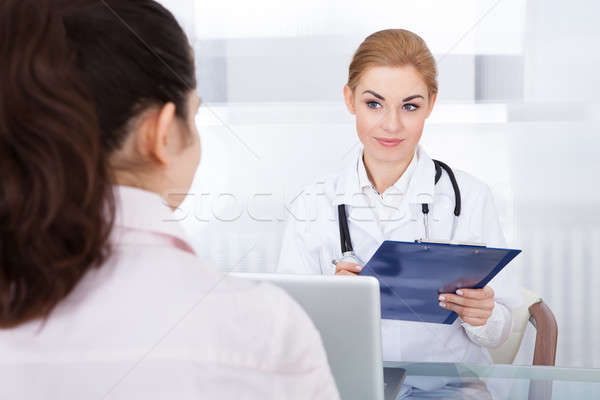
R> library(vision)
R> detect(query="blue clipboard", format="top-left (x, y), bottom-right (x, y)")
top-left (359, 240), bottom-right (521, 324)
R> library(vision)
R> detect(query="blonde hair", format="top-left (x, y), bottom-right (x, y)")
top-left (347, 29), bottom-right (438, 98)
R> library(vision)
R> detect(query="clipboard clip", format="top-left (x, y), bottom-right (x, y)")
top-left (415, 239), bottom-right (487, 247)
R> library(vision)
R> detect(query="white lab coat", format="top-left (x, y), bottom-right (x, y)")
top-left (277, 145), bottom-right (522, 364)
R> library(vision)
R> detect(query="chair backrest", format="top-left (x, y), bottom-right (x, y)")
top-left (488, 288), bottom-right (557, 365)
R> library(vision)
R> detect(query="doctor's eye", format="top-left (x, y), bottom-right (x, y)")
top-left (366, 101), bottom-right (382, 110)
top-left (403, 103), bottom-right (419, 111)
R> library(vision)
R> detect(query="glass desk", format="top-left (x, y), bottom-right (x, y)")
top-left (383, 362), bottom-right (600, 399)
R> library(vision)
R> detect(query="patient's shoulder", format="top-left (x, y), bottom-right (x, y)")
top-left (204, 277), bottom-right (328, 372)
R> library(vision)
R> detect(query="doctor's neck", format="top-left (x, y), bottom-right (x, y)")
top-left (363, 151), bottom-right (415, 195)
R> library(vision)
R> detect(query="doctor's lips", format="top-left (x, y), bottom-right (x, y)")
top-left (374, 137), bottom-right (405, 147)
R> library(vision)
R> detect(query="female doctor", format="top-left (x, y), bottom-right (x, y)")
top-left (277, 29), bottom-right (522, 367)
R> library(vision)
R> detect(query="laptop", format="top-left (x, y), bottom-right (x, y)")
top-left (231, 273), bottom-right (405, 400)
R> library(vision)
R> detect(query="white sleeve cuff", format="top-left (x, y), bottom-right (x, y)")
top-left (461, 302), bottom-right (512, 348)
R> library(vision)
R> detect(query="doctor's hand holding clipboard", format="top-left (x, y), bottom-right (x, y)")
top-left (276, 28), bottom-right (522, 367)
top-left (333, 259), bottom-right (497, 327)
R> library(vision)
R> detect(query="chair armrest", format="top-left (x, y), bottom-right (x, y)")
top-left (528, 301), bottom-right (558, 366)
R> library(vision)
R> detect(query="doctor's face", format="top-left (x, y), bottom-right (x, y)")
top-left (344, 65), bottom-right (436, 164)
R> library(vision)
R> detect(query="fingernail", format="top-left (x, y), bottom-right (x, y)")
top-left (439, 302), bottom-right (446, 308)
top-left (355, 265), bottom-right (362, 271)
top-left (438, 295), bottom-right (446, 301)
top-left (456, 290), bottom-right (464, 296)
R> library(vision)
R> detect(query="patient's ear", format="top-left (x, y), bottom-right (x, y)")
top-left (343, 85), bottom-right (356, 115)
top-left (137, 102), bottom-right (177, 165)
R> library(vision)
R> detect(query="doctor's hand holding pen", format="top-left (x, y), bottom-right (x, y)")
top-left (335, 261), bottom-right (495, 326)
top-left (334, 261), bottom-right (363, 276)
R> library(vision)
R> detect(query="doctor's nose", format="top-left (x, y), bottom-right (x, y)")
top-left (381, 108), bottom-right (404, 133)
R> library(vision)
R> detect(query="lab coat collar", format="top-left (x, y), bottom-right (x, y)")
top-left (335, 145), bottom-right (367, 207)
top-left (112, 185), bottom-right (196, 255)
top-left (333, 147), bottom-right (381, 242)
top-left (356, 153), bottom-right (371, 191)
top-left (406, 146), bottom-right (436, 205)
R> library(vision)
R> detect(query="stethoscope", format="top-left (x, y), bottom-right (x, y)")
top-left (334, 159), bottom-right (462, 266)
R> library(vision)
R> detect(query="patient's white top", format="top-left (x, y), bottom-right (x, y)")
top-left (0, 186), bottom-right (339, 400)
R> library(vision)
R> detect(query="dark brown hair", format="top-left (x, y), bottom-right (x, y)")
top-left (0, 0), bottom-right (196, 327)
